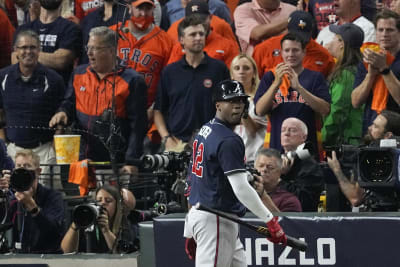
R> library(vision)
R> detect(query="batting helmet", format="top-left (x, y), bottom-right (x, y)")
top-left (213, 80), bottom-right (249, 103)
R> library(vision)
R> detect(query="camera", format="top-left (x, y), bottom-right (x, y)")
top-left (283, 142), bottom-right (313, 162)
top-left (10, 168), bottom-right (35, 192)
top-left (72, 202), bottom-right (105, 229)
top-left (141, 151), bottom-right (192, 171)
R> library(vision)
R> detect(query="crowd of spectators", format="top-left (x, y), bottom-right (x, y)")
top-left (0, 0), bottom-right (400, 254)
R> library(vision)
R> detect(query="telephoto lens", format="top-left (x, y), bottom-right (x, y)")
top-left (72, 203), bottom-right (103, 229)
top-left (10, 169), bottom-right (35, 192)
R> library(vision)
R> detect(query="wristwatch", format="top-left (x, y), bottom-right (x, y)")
top-left (380, 68), bottom-right (391, 75)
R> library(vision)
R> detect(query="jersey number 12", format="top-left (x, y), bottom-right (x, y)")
top-left (192, 139), bottom-right (204, 177)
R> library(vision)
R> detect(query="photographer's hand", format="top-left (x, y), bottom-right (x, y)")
top-left (15, 188), bottom-right (37, 212)
top-left (97, 208), bottom-right (117, 251)
top-left (0, 170), bottom-right (11, 190)
top-left (97, 209), bottom-right (110, 233)
top-left (252, 174), bottom-right (265, 197)
top-left (327, 151), bottom-right (342, 174)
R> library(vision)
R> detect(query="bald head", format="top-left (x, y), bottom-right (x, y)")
top-left (281, 118), bottom-right (308, 152)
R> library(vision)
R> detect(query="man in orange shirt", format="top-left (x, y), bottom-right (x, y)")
top-left (253, 10), bottom-right (334, 78)
top-left (167, 1), bottom-right (239, 67)
top-left (167, 0), bottom-right (237, 43)
top-left (110, 0), bottom-right (175, 116)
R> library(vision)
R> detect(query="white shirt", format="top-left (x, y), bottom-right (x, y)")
top-left (316, 16), bottom-right (376, 46)
top-left (234, 100), bottom-right (267, 163)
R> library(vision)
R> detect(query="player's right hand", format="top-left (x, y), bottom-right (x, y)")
top-left (266, 217), bottom-right (287, 245)
top-left (185, 237), bottom-right (196, 260)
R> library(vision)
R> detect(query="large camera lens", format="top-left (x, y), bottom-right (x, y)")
top-left (72, 203), bottom-right (102, 228)
top-left (142, 154), bottom-right (170, 170)
top-left (10, 168), bottom-right (35, 192)
top-left (359, 150), bottom-right (393, 183)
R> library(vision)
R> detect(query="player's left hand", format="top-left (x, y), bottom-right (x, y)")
top-left (185, 237), bottom-right (196, 260)
top-left (266, 217), bottom-right (287, 245)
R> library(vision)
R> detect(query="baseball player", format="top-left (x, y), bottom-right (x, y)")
top-left (184, 80), bottom-right (287, 266)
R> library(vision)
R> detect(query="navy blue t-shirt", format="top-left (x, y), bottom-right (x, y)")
top-left (154, 53), bottom-right (230, 142)
top-left (188, 118), bottom-right (247, 216)
top-left (15, 17), bottom-right (82, 84)
top-left (353, 51), bottom-right (400, 134)
top-left (254, 68), bottom-right (331, 152)
top-left (0, 63), bottom-right (65, 145)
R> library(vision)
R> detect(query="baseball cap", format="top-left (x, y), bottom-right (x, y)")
top-left (131, 0), bottom-right (155, 8)
top-left (185, 0), bottom-right (210, 16)
top-left (329, 23), bottom-right (364, 49)
top-left (287, 11), bottom-right (313, 43)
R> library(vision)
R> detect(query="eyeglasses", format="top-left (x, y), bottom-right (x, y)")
top-left (16, 45), bottom-right (39, 51)
top-left (85, 46), bottom-right (110, 52)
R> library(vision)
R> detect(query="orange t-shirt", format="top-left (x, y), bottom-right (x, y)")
top-left (167, 15), bottom-right (237, 45)
top-left (253, 34), bottom-right (335, 78)
top-left (110, 23), bottom-right (175, 107)
top-left (167, 30), bottom-right (239, 67)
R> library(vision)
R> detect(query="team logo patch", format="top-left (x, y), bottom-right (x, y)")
top-left (191, 5), bottom-right (199, 12)
top-left (80, 86), bottom-right (86, 92)
top-left (315, 61), bottom-right (323, 66)
top-left (273, 49), bottom-right (281, 57)
top-left (298, 19), bottom-right (306, 29)
top-left (203, 79), bottom-right (212, 88)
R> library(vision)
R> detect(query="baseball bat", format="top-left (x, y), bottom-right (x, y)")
top-left (195, 203), bottom-right (308, 252)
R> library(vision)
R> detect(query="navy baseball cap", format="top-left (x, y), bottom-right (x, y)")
top-left (185, 0), bottom-right (210, 16)
top-left (287, 11), bottom-right (313, 42)
top-left (329, 23), bottom-right (364, 49)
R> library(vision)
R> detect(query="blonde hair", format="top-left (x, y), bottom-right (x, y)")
top-left (15, 149), bottom-right (40, 168)
top-left (230, 54), bottom-right (260, 98)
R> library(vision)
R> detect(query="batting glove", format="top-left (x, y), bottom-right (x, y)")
top-left (185, 237), bottom-right (196, 260)
top-left (266, 217), bottom-right (287, 245)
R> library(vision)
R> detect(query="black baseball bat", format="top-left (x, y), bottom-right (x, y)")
top-left (195, 203), bottom-right (308, 252)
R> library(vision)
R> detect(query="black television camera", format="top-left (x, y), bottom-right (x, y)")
top-left (329, 141), bottom-right (400, 211)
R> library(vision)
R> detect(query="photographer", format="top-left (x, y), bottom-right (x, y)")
top-left (61, 185), bottom-right (136, 253)
top-left (0, 149), bottom-right (64, 253)
top-left (280, 117), bottom-right (325, 211)
top-left (327, 110), bottom-right (400, 209)
top-left (252, 148), bottom-right (302, 212)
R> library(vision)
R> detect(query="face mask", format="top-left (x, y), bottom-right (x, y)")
top-left (130, 15), bottom-right (153, 31)
top-left (39, 0), bottom-right (62, 10)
